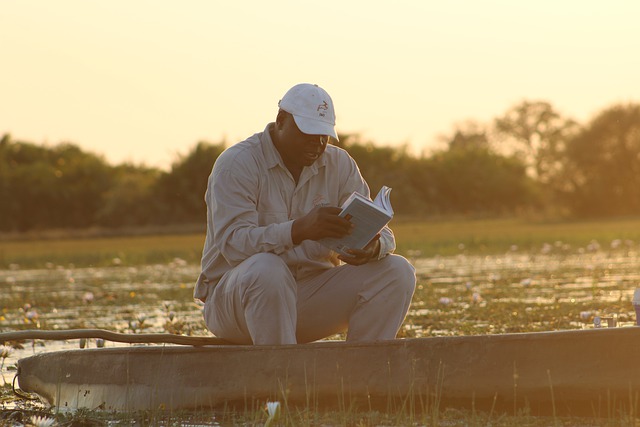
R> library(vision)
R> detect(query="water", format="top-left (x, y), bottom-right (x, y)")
top-left (2, 249), bottom-right (640, 391)
top-left (1, 261), bottom-right (206, 388)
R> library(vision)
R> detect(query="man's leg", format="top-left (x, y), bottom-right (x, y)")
top-left (203, 253), bottom-right (297, 345)
top-left (295, 254), bottom-right (416, 343)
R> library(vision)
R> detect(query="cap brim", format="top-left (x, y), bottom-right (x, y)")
top-left (292, 115), bottom-right (338, 141)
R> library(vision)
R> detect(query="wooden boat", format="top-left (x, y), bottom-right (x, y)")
top-left (15, 327), bottom-right (640, 416)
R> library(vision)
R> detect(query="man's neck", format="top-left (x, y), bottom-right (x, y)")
top-left (269, 124), bottom-right (302, 183)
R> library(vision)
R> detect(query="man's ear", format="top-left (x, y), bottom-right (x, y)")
top-left (275, 109), bottom-right (288, 129)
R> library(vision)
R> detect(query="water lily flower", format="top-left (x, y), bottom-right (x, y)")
top-left (265, 401), bottom-right (280, 426)
top-left (593, 316), bottom-right (602, 328)
top-left (82, 292), bottom-right (94, 304)
top-left (0, 345), bottom-right (11, 359)
top-left (27, 415), bottom-right (56, 427)
top-left (580, 311), bottom-right (592, 320)
top-left (439, 297), bottom-right (452, 305)
top-left (173, 257), bottom-right (187, 267)
top-left (0, 346), bottom-right (11, 385)
top-left (520, 278), bottom-right (532, 287)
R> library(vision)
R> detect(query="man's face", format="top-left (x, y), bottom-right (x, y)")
top-left (278, 113), bottom-right (329, 168)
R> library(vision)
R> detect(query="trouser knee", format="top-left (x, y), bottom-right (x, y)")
top-left (382, 254), bottom-right (417, 294)
top-left (238, 253), bottom-right (295, 299)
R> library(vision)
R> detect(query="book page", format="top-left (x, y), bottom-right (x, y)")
top-left (373, 185), bottom-right (393, 214)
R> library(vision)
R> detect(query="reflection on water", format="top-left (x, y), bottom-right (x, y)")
top-left (2, 249), bottom-right (640, 385)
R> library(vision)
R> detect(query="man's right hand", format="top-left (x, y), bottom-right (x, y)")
top-left (291, 206), bottom-right (353, 244)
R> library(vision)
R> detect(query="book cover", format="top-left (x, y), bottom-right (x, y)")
top-left (319, 186), bottom-right (393, 256)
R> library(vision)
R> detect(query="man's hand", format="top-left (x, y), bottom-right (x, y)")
top-left (338, 234), bottom-right (381, 266)
top-left (291, 206), bottom-right (353, 244)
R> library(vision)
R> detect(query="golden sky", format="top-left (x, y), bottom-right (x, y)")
top-left (2, 1), bottom-right (639, 169)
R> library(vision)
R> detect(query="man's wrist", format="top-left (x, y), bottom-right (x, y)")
top-left (370, 240), bottom-right (381, 260)
top-left (291, 219), bottom-right (302, 245)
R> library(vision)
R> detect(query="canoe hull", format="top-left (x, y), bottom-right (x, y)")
top-left (17, 328), bottom-right (640, 416)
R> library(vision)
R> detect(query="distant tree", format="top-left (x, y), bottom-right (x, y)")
top-left (495, 101), bottom-right (579, 184)
top-left (447, 121), bottom-right (490, 152)
top-left (425, 129), bottom-right (537, 215)
top-left (338, 135), bottom-right (419, 214)
top-left (346, 140), bottom-right (409, 195)
top-left (97, 164), bottom-right (160, 227)
top-left (0, 134), bottom-right (16, 229)
top-left (153, 141), bottom-right (226, 224)
top-left (0, 139), bottom-right (111, 231)
top-left (560, 103), bottom-right (640, 217)
top-left (48, 144), bottom-right (112, 227)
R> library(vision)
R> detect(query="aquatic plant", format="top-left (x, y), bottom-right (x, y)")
top-left (0, 345), bottom-right (12, 386)
top-left (264, 401), bottom-right (281, 426)
top-left (26, 415), bottom-right (56, 427)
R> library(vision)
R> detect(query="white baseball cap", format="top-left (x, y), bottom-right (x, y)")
top-left (278, 83), bottom-right (338, 140)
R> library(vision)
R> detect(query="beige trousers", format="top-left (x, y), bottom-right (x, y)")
top-left (204, 253), bottom-right (416, 345)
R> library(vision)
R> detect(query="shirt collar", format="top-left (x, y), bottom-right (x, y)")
top-left (260, 123), bottom-right (327, 174)
top-left (261, 123), bottom-right (282, 170)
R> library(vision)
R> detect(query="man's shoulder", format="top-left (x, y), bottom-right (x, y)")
top-left (215, 133), bottom-right (264, 169)
top-left (322, 144), bottom-right (356, 165)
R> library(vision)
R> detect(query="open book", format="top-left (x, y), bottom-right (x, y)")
top-left (319, 186), bottom-right (393, 256)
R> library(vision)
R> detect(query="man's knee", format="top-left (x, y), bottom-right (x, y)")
top-left (238, 253), bottom-right (295, 298)
top-left (242, 253), bottom-right (288, 276)
top-left (382, 254), bottom-right (416, 294)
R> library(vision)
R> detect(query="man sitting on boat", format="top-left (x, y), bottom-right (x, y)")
top-left (194, 83), bottom-right (416, 345)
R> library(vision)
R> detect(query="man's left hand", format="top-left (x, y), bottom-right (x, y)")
top-left (338, 234), bottom-right (381, 266)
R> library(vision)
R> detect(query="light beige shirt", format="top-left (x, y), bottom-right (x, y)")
top-left (194, 123), bottom-right (395, 301)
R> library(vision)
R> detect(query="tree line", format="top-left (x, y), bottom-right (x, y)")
top-left (1, 101), bottom-right (639, 232)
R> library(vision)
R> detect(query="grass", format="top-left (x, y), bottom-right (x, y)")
top-left (392, 216), bottom-right (640, 257)
top-left (0, 233), bottom-right (205, 269)
top-left (3, 216), bottom-right (640, 268)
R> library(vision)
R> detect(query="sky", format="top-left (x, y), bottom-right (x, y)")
top-left (2, 1), bottom-right (639, 170)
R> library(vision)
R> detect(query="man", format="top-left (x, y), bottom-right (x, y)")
top-left (195, 83), bottom-right (416, 345)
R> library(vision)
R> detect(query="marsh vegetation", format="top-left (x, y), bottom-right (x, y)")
top-left (2, 219), bottom-right (640, 425)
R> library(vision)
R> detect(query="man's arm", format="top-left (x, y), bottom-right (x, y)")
top-left (209, 166), bottom-right (294, 266)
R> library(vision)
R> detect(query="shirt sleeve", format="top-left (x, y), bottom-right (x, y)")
top-left (209, 164), bottom-right (294, 266)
